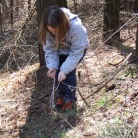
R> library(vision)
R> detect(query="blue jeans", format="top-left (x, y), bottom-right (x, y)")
top-left (56, 49), bottom-right (87, 103)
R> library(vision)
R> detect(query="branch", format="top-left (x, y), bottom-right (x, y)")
top-left (54, 109), bottom-right (78, 133)
top-left (0, 0), bottom-right (36, 48)
top-left (77, 87), bottom-right (90, 107)
top-left (108, 57), bottom-right (126, 66)
top-left (85, 53), bottom-right (132, 99)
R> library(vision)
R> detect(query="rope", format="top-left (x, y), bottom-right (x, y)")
top-left (49, 78), bottom-right (55, 113)
top-left (49, 79), bottom-right (60, 113)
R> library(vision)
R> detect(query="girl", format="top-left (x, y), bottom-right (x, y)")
top-left (39, 6), bottom-right (89, 111)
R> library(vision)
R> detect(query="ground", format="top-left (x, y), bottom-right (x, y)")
top-left (0, 40), bottom-right (138, 138)
top-left (0, 1), bottom-right (138, 138)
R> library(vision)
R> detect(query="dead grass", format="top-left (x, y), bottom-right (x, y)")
top-left (0, 0), bottom-right (138, 138)
top-left (0, 40), bottom-right (138, 137)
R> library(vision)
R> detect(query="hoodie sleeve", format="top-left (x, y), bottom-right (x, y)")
top-left (60, 20), bottom-right (89, 74)
top-left (43, 38), bottom-right (59, 70)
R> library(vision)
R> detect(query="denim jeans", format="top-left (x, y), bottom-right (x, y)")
top-left (56, 49), bottom-right (87, 103)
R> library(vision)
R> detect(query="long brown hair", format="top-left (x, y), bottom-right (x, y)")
top-left (38, 6), bottom-right (70, 48)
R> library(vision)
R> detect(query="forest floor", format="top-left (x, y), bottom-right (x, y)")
top-left (0, 32), bottom-right (138, 138)
top-left (0, 1), bottom-right (138, 138)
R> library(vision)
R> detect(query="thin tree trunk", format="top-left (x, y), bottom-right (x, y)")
top-left (133, 0), bottom-right (138, 13)
top-left (103, 0), bottom-right (120, 43)
top-left (136, 17), bottom-right (138, 56)
top-left (28, 0), bottom-right (31, 11)
top-left (15, 0), bottom-right (19, 15)
top-left (0, 4), bottom-right (2, 34)
top-left (37, 0), bottom-right (46, 67)
top-left (10, 0), bottom-right (13, 28)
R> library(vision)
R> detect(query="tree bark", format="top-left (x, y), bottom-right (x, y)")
top-left (28, 0), bottom-right (31, 11)
top-left (37, 0), bottom-right (67, 67)
top-left (133, 0), bottom-right (138, 13)
top-left (0, 4), bottom-right (2, 34)
top-left (10, 0), bottom-right (13, 28)
top-left (15, 0), bottom-right (19, 15)
top-left (103, 0), bottom-right (120, 43)
top-left (136, 17), bottom-right (138, 56)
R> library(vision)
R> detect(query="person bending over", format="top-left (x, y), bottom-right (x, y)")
top-left (39, 6), bottom-right (89, 111)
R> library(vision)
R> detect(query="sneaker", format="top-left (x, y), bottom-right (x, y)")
top-left (56, 98), bottom-right (64, 109)
top-left (62, 101), bottom-right (73, 111)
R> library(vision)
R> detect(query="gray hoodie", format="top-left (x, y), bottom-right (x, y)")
top-left (43, 8), bottom-right (89, 74)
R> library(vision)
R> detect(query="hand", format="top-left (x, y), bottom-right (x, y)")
top-left (47, 68), bottom-right (56, 79)
top-left (58, 71), bottom-right (66, 82)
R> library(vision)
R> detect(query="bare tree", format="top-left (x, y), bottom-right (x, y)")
top-left (136, 17), bottom-right (138, 56)
top-left (10, 0), bottom-right (14, 28)
top-left (15, 0), bottom-right (19, 14)
top-left (28, 0), bottom-right (31, 11)
top-left (133, 0), bottom-right (138, 13)
top-left (0, 3), bottom-right (2, 33)
top-left (103, 0), bottom-right (120, 43)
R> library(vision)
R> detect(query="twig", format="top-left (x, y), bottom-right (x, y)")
top-left (85, 53), bottom-right (132, 99)
top-left (84, 15), bottom-right (136, 60)
top-left (89, 86), bottom-right (129, 118)
top-left (108, 57), bottom-right (126, 66)
top-left (0, 100), bottom-right (30, 103)
top-left (54, 109), bottom-right (78, 133)
top-left (123, 119), bottom-right (138, 138)
top-left (77, 87), bottom-right (90, 107)
top-left (100, 86), bottom-right (129, 110)
top-left (0, 0), bottom-right (36, 48)
top-left (0, 1), bottom-right (37, 71)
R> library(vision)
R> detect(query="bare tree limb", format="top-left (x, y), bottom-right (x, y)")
top-left (0, 0), bottom-right (36, 48)
top-left (85, 52), bottom-right (132, 99)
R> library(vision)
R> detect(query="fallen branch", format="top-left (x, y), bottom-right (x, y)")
top-left (77, 63), bottom-right (90, 107)
top-left (88, 86), bottom-right (129, 119)
top-left (0, 100), bottom-right (31, 103)
top-left (108, 57), bottom-right (126, 66)
top-left (54, 109), bottom-right (78, 133)
top-left (85, 53), bottom-right (132, 99)
top-left (77, 87), bottom-right (90, 107)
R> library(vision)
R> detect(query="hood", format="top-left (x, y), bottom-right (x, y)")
top-left (61, 7), bottom-right (78, 20)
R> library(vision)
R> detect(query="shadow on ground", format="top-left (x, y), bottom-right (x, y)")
top-left (19, 66), bottom-right (83, 138)
top-left (106, 36), bottom-right (138, 72)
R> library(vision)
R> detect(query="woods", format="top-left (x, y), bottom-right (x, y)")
top-left (0, 0), bottom-right (138, 138)
top-left (103, 0), bottom-right (120, 41)
top-left (0, 0), bottom-right (138, 61)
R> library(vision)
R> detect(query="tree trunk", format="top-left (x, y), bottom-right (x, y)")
top-left (10, 0), bottom-right (13, 28)
top-left (37, 0), bottom-right (67, 67)
top-left (136, 17), bottom-right (138, 56)
top-left (0, 4), bottom-right (2, 34)
top-left (133, 0), bottom-right (138, 13)
top-left (73, 0), bottom-right (78, 13)
top-left (103, 0), bottom-right (120, 43)
top-left (15, 0), bottom-right (19, 15)
top-left (28, 0), bottom-right (31, 11)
